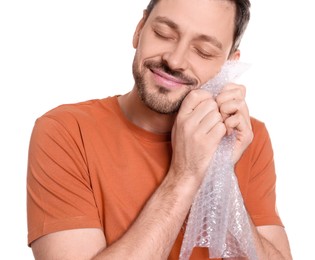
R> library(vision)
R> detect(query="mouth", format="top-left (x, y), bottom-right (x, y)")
top-left (150, 68), bottom-right (194, 89)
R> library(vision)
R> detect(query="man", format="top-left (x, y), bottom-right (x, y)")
top-left (27, 0), bottom-right (292, 259)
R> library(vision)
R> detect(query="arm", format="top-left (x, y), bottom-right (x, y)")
top-left (32, 216), bottom-right (292, 260)
top-left (31, 89), bottom-right (228, 259)
top-left (31, 170), bottom-right (200, 260)
top-left (255, 225), bottom-right (292, 260)
top-left (217, 84), bottom-right (292, 259)
top-left (94, 167), bottom-right (203, 259)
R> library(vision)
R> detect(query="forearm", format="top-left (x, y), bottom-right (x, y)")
top-left (258, 236), bottom-right (286, 260)
top-left (250, 219), bottom-right (292, 260)
top-left (93, 170), bottom-right (199, 260)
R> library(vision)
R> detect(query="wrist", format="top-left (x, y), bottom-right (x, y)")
top-left (162, 167), bottom-right (202, 204)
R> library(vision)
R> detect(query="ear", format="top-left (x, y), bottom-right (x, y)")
top-left (228, 49), bottom-right (241, 60)
top-left (133, 10), bottom-right (149, 49)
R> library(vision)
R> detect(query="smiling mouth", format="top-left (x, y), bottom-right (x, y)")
top-left (150, 68), bottom-right (195, 89)
top-left (151, 68), bottom-right (190, 84)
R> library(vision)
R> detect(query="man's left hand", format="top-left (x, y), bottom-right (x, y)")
top-left (216, 83), bottom-right (253, 164)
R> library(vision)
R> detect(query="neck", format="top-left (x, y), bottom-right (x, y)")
top-left (118, 87), bottom-right (176, 134)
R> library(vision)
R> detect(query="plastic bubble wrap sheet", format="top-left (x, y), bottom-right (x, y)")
top-left (179, 61), bottom-right (258, 260)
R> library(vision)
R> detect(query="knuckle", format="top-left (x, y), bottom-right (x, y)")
top-left (242, 127), bottom-right (254, 144)
top-left (181, 91), bottom-right (198, 107)
top-left (215, 96), bottom-right (223, 107)
top-left (213, 110), bottom-right (223, 123)
top-left (198, 88), bottom-right (213, 96)
top-left (239, 101), bottom-right (248, 112)
top-left (223, 83), bottom-right (233, 91)
top-left (206, 98), bottom-right (218, 110)
top-left (189, 89), bottom-right (212, 99)
top-left (238, 99), bottom-right (245, 106)
top-left (214, 122), bottom-right (227, 135)
top-left (187, 90), bottom-right (199, 100)
top-left (239, 84), bottom-right (246, 97)
top-left (218, 102), bottom-right (227, 112)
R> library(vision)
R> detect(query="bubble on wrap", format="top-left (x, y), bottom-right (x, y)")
top-left (179, 60), bottom-right (258, 260)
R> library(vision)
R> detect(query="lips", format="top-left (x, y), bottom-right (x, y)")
top-left (150, 68), bottom-right (191, 89)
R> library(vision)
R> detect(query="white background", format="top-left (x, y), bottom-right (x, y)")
top-left (0, 0), bottom-right (314, 259)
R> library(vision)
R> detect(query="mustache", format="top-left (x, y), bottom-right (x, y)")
top-left (144, 60), bottom-right (198, 86)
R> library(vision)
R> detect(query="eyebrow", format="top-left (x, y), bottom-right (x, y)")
top-left (154, 16), bottom-right (179, 30)
top-left (195, 34), bottom-right (223, 50)
top-left (153, 16), bottom-right (223, 50)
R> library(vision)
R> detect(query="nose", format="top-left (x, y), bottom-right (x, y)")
top-left (161, 42), bottom-right (189, 71)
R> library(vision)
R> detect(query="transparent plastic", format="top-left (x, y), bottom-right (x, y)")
top-left (179, 61), bottom-right (258, 260)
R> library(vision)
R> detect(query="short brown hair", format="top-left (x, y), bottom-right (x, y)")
top-left (146, 0), bottom-right (251, 53)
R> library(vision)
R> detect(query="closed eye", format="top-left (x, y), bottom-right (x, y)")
top-left (194, 48), bottom-right (215, 60)
top-left (153, 29), bottom-right (176, 41)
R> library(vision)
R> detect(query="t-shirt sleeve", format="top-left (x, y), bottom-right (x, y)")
top-left (27, 113), bottom-right (102, 246)
top-left (243, 120), bottom-right (283, 227)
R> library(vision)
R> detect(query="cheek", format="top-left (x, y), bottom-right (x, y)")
top-left (196, 59), bottom-right (227, 85)
top-left (137, 32), bottom-right (159, 58)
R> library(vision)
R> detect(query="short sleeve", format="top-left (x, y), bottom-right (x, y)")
top-left (27, 113), bottom-right (102, 246)
top-left (242, 120), bottom-right (283, 227)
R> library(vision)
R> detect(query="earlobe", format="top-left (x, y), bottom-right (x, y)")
top-left (229, 49), bottom-right (241, 61)
top-left (132, 10), bottom-right (149, 48)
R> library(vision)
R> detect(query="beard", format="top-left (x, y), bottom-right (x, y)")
top-left (132, 56), bottom-right (198, 114)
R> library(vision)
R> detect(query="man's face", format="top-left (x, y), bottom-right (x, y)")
top-left (132, 0), bottom-right (238, 114)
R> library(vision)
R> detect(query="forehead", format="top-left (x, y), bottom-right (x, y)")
top-left (147, 0), bottom-right (236, 46)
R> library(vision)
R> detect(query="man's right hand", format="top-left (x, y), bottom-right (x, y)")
top-left (169, 89), bottom-right (226, 185)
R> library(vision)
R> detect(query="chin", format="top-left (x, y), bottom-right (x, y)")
top-left (139, 85), bottom-right (190, 114)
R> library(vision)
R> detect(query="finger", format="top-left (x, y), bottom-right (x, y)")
top-left (216, 84), bottom-right (246, 107)
top-left (195, 120), bottom-right (226, 151)
top-left (206, 121), bottom-right (226, 144)
top-left (197, 110), bottom-right (225, 135)
top-left (219, 99), bottom-right (248, 121)
top-left (189, 98), bottom-right (219, 126)
top-left (221, 83), bottom-right (246, 95)
top-left (179, 89), bottom-right (213, 115)
top-left (224, 112), bottom-right (252, 135)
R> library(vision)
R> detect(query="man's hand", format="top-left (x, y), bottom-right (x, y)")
top-left (216, 83), bottom-right (253, 164)
top-left (170, 89), bottom-right (226, 184)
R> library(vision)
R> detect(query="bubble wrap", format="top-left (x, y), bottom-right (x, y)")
top-left (179, 60), bottom-right (258, 260)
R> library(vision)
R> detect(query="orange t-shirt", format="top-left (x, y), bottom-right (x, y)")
top-left (27, 96), bottom-right (282, 259)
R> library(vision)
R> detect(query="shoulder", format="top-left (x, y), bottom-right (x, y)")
top-left (44, 96), bottom-right (117, 120)
top-left (30, 96), bottom-right (120, 143)
top-left (34, 96), bottom-right (118, 128)
top-left (250, 117), bottom-right (272, 143)
top-left (250, 117), bottom-right (267, 133)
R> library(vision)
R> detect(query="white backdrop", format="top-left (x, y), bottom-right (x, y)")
top-left (0, 1), bottom-right (313, 259)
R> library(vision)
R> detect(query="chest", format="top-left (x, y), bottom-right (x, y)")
top-left (86, 129), bottom-right (172, 244)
